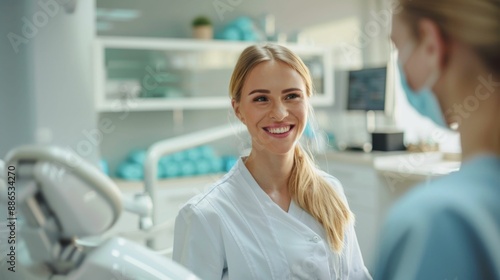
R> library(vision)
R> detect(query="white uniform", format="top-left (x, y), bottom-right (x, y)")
top-left (173, 158), bottom-right (372, 280)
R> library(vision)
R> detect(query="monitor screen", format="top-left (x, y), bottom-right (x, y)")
top-left (347, 66), bottom-right (387, 111)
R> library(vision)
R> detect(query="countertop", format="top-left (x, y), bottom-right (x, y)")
top-left (316, 150), bottom-right (461, 181)
top-left (315, 150), bottom-right (410, 166)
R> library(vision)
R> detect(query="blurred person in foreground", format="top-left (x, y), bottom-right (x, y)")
top-left (375, 0), bottom-right (500, 279)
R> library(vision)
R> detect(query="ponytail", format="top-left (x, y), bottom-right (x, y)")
top-left (289, 145), bottom-right (353, 252)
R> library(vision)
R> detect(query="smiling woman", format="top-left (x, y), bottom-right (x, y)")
top-left (172, 44), bottom-right (372, 280)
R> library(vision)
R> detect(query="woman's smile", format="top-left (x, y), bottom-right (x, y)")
top-left (263, 124), bottom-right (295, 138)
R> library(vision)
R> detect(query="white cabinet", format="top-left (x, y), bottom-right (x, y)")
top-left (317, 158), bottom-right (384, 273)
top-left (93, 37), bottom-right (334, 112)
top-left (316, 151), bottom-right (421, 273)
top-left (316, 151), bottom-right (460, 273)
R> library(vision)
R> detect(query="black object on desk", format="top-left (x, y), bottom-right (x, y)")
top-left (371, 131), bottom-right (405, 151)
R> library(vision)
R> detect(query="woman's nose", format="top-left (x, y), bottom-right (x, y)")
top-left (269, 101), bottom-right (288, 121)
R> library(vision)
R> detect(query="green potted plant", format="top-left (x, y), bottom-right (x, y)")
top-left (192, 16), bottom-right (213, 40)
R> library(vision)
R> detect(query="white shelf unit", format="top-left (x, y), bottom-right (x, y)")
top-left (94, 36), bottom-right (334, 112)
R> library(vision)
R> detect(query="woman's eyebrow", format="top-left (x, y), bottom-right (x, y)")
top-left (248, 88), bottom-right (303, 95)
top-left (282, 88), bottom-right (303, 93)
top-left (248, 89), bottom-right (270, 95)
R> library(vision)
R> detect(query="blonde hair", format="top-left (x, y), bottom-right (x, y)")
top-left (229, 44), bottom-right (352, 252)
top-left (398, 0), bottom-right (500, 73)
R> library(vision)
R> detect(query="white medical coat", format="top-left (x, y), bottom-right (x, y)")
top-left (173, 158), bottom-right (372, 280)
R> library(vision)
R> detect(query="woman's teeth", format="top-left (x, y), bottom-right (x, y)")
top-left (267, 126), bottom-right (291, 134)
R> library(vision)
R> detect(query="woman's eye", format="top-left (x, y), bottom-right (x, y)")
top-left (253, 96), bottom-right (268, 102)
top-left (285, 93), bottom-right (300, 100)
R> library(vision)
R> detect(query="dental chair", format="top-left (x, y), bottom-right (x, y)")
top-left (0, 146), bottom-right (200, 280)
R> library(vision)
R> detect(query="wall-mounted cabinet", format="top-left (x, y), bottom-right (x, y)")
top-left (94, 37), bottom-right (334, 112)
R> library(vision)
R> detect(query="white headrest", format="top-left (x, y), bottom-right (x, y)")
top-left (5, 146), bottom-right (123, 236)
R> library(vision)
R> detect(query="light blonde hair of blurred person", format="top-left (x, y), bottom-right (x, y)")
top-left (393, 0), bottom-right (500, 157)
top-left (229, 44), bottom-right (352, 252)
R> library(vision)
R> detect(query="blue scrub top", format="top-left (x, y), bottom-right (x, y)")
top-left (374, 154), bottom-right (500, 280)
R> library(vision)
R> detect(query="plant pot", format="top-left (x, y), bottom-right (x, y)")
top-left (192, 25), bottom-right (213, 40)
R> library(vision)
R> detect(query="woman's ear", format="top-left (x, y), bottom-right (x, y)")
top-left (231, 98), bottom-right (245, 124)
top-left (419, 18), bottom-right (447, 70)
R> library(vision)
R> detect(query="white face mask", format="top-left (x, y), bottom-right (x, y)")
top-left (397, 43), bottom-right (448, 128)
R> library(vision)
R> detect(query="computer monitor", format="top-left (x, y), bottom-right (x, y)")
top-left (346, 66), bottom-right (387, 111)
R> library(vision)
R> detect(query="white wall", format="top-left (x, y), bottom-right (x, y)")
top-left (0, 1), bottom-right (36, 158)
top-left (33, 0), bottom-right (99, 164)
top-left (0, 0), bottom-right (99, 165)
top-left (358, 0), bottom-right (392, 67)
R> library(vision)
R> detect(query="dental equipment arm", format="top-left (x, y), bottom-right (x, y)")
top-left (143, 123), bottom-right (245, 248)
top-left (3, 145), bottom-right (199, 279)
top-left (123, 194), bottom-right (153, 229)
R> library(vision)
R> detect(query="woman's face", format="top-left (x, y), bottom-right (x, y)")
top-left (233, 60), bottom-right (308, 155)
top-left (392, 14), bottom-right (458, 126)
top-left (391, 14), bottom-right (433, 91)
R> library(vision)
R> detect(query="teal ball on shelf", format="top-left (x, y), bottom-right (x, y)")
top-left (211, 157), bottom-right (224, 173)
top-left (116, 162), bottom-right (143, 180)
top-left (195, 159), bottom-right (211, 175)
top-left (198, 145), bottom-right (215, 159)
top-left (172, 151), bottom-right (186, 162)
top-left (128, 149), bottom-right (147, 165)
top-left (221, 27), bottom-right (240, 41)
top-left (159, 155), bottom-right (174, 166)
top-left (223, 156), bottom-right (238, 172)
top-left (180, 160), bottom-right (197, 177)
top-left (186, 148), bottom-right (202, 161)
top-left (162, 162), bottom-right (181, 178)
top-left (242, 31), bottom-right (257, 42)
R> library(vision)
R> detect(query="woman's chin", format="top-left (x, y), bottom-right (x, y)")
top-left (253, 143), bottom-right (297, 156)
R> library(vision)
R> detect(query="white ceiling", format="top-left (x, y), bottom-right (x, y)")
top-left (95, 0), bottom-right (361, 38)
